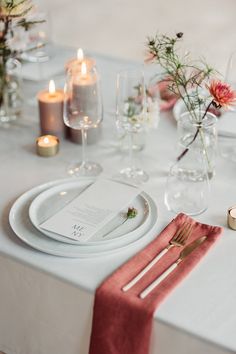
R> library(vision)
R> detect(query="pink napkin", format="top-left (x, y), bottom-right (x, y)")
top-left (89, 213), bottom-right (222, 354)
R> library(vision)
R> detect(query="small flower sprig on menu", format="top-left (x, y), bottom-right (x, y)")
top-left (126, 207), bottom-right (138, 219)
top-left (102, 207), bottom-right (138, 238)
top-left (146, 32), bottom-right (236, 160)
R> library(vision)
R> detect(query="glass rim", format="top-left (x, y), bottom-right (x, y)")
top-left (179, 109), bottom-right (217, 127)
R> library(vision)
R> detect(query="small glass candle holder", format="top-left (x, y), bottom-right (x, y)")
top-left (36, 135), bottom-right (59, 157)
top-left (228, 206), bottom-right (236, 230)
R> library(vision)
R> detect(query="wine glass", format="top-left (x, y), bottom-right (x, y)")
top-left (116, 65), bottom-right (161, 153)
top-left (63, 62), bottom-right (103, 176)
top-left (115, 68), bottom-right (149, 184)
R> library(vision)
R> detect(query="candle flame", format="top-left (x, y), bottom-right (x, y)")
top-left (81, 62), bottom-right (87, 77)
top-left (49, 80), bottom-right (56, 95)
top-left (43, 137), bottom-right (50, 144)
top-left (77, 48), bottom-right (84, 62)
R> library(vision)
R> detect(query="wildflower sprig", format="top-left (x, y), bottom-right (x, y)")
top-left (147, 32), bottom-right (216, 118)
top-left (147, 32), bottom-right (236, 164)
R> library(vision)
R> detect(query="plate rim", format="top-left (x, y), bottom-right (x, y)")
top-left (9, 178), bottom-right (158, 258)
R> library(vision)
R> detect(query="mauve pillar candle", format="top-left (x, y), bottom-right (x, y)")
top-left (37, 80), bottom-right (65, 138)
top-left (69, 126), bottom-right (102, 144)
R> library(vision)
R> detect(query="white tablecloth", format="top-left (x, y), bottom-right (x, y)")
top-left (0, 51), bottom-right (236, 354)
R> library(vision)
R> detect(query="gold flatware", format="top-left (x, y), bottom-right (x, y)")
top-left (122, 222), bottom-right (193, 292)
top-left (139, 235), bottom-right (207, 299)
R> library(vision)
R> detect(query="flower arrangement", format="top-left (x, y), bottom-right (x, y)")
top-left (146, 32), bottom-right (236, 161)
top-left (0, 0), bottom-right (43, 111)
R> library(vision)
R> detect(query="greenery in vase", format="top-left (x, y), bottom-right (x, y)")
top-left (0, 0), bottom-right (42, 107)
top-left (146, 32), bottom-right (236, 160)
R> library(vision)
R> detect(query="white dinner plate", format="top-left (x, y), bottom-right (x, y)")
top-left (29, 180), bottom-right (150, 246)
top-left (9, 178), bottom-right (158, 257)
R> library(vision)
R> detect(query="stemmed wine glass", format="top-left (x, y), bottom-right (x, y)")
top-left (115, 69), bottom-right (149, 184)
top-left (63, 62), bottom-right (103, 176)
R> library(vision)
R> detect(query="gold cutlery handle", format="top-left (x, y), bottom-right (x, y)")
top-left (139, 261), bottom-right (179, 299)
top-left (122, 247), bottom-right (170, 292)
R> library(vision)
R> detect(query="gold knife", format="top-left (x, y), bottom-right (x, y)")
top-left (139, 236), bottom-right (207, 299)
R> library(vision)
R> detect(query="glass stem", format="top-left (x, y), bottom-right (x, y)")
top-left (128, 131), bottom-right (135, 170)
top-left (81, 128), bottom-right (88, 167)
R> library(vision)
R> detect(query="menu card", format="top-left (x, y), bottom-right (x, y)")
top-left (40, 180), bottom-right (140, 242)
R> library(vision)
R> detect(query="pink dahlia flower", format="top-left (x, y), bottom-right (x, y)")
top-left (208, 80), bottom-right (236, 108)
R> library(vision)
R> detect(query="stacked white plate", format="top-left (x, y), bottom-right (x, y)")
top-left (9, 178), bottom-right (158, 257)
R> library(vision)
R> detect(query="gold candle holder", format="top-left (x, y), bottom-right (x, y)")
top-left (36, 135), bottom-right (59, 157)
top-left (227, 206), bottom-right (236, 230)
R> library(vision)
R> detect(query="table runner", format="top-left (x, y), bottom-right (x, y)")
top-left (89, 213), bottom-right (222, 354)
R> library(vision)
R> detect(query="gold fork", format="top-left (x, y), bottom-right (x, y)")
top-left (122, 222), bottom-right (193, 292)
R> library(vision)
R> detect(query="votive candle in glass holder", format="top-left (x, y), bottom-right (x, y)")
top-left (36, 135), bottom-right (59, 157)
top-left (37, 80), bottom-right (65, 138)
top-left (228, 206), bottom-right (236, 230)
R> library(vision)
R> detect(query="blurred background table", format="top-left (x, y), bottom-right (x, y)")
top-left (37, 0), bottom-right (236, 74)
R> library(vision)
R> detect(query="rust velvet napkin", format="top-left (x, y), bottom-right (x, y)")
top-left (89, 213), bottom-right (222, 354)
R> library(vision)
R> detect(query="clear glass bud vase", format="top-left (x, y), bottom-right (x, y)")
top-left (176, 110), bottom-right (217, 180)
top-left (165, 150), bottom-right (210, 215)
top-left (0, 59), bottom-right (22, 125)
top-left (164, 110), bottom-right (217, 215)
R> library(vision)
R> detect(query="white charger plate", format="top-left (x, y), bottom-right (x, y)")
top-left (9, 178), bottom-right (158, 257)
top-left (29, 180), bottom-right (150, 245)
